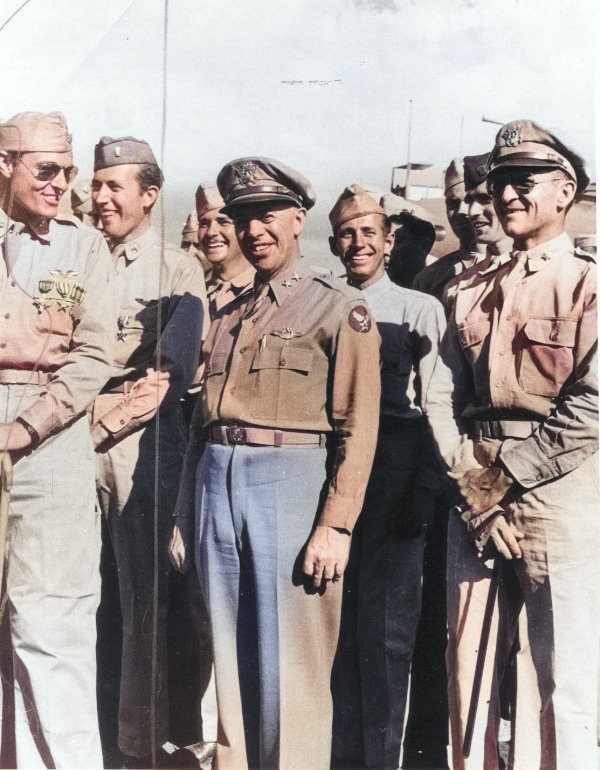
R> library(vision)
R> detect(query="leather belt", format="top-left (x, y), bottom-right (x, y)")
top-left (472, 418), bottom-right (540, 440)
top-left (209, 424), bottom-right (326, 448)
top-left (0, 369), bottom-right (51, 385)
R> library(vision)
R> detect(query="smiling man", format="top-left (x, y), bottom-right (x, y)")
top-left (440, 120), bottom-right (598, 770)
top-left (90, 136), bottom-right (207, 766)
top-left (170, 158), bottom-right (380, 770)
top-left (327, 185), bottom-right (456, 770)
top-left (196, 183), bottom-right (255, 318)
top-left (0, 111), bottom-right (114, 768)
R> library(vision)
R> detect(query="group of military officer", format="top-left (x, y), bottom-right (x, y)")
top-left (0, 109), bottom-right (597, 770)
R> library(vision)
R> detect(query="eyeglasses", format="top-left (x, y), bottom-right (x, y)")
top-left (487, 171), bottom-right (563, 197)
top-left (18, 157), bottom-right (78, 184)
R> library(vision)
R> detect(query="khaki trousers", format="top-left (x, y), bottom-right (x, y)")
top-left (447, 452), bottom-right (600, 770)
top-left (0, 384), bottom-right (102, 769)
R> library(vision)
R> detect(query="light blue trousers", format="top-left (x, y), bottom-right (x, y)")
top-left (195, 443), bottom-right (342, 770)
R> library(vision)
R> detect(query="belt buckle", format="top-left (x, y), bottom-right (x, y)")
top-left (227, 426), bottom-right (247, 445)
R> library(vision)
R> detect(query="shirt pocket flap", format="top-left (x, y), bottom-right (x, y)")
top-left (457, 320), bottom-right (490, 349)
top-left (524, 317), bottom-right (577, 347)
top-left (252, 346), bottom-right (313, 373)
top-left (205, 354), bottom-right (229, 376)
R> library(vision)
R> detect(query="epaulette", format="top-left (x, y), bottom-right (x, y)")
top-left (574, 246), bottom-right (596, 263)
top-left (311, 270), bottom-right (364, 299)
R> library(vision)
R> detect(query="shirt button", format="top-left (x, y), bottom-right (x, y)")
top-left (4, 313), bottom-right (9, 319)
top-left (550, 331), bottom-right (559, 341)
top-left (239, 347), bottom-right (246, 354)
top-left (230, 386), bottom-right (236, 394)
top-left (0, 342), bottom-right (6, 349)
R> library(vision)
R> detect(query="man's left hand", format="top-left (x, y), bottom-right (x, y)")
top-left (451, 464), bottom-right (513, 514)
top-left (302, 525), bottom-right (351, 588)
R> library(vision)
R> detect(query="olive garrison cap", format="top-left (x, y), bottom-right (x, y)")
top-left (0, 111), bottom-right (72, 153)
top-left (217, 157), bottom-right (316, 214)
top-left (463, 153), bottom-right (490, 192)
top-left (329, 184), bottom-right (386, 232)
top-left (488, 119), bottom-right (589, 194)
top-left (444, 158), bottom-right (464, 196)
top-left (94, 136), bottom-right (158, 171)
top-left (195, 183), bottom-right (225, 217)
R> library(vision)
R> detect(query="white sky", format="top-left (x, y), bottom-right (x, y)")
top-left (0, 0), bottom-right (597, 245)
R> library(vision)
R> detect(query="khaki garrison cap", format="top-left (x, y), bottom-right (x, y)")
top-left (0, 111), bottom-right (72, 153)
top-left (71, 181), bottom-right (93, 214)
top-left (94, 136), bottom-right (158, 170)
top-left (217, 157), bottom-right (316, 214)
top-left (488, 119), bottom-right (589, 194)
top-left (463, 153), bottom-right (489, 191)
top-left (181, 211), bottom-right (199, 242)
top-left (196, 183), bottom-right (225, 217)
top-left (329, 184), bottom-right (386, 232)
top-left (444, 158), bottom-right (464, 195)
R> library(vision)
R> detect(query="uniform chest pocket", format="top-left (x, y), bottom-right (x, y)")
top-left (456, 319), bottom-right (491, 366)
top-left (249, 342), bottom-right (316, 421)
top-left (205, 353), bottom-right (229, 377)
top-left (251, 345), bottom-right (313, 374)
top-left (518, 317), bottom-right (577, 398)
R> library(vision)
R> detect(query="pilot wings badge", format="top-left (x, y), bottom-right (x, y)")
top-left (348, 305), bottom-right (372, 334)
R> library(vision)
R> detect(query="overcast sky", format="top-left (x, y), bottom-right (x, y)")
top-left (0, 0), bottom-right (596, 244)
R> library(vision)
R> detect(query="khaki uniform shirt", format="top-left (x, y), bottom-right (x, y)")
top-left (442, 232), bottom-right (598, 488)
top-left (206, 265), bottom-right (255, 318)
top-left (94, 226), bottom-right (207, 441)
top-left (0, 216), bottom-right (114, 441)
top-left (199, 260), bottom-right (381, 531)
top-left (412, 247), bottom-right (472, 303)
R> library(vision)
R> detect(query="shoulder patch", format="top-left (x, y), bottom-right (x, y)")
top-left (348, 304), bottom-right (372, 333)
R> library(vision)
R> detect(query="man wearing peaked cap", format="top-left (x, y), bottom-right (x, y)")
top-left (0, 111), bottom-right (115, 767)
top-left (328, 184), bottom-right (456, 770)
top-left (170, 158), bottom-right (380, 770)
top-left (89, 135), bottom-right (208, 765)
top-left (412, 157), bottom-right (475, 301)
top-left (428, 120), bottom-right (599, 769)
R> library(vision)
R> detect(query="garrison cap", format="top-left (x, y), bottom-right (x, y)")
top-left (94, 136), bottom-right (158, 171)
top-left (488, 119), bottom-right (589, 194)
top-left (463, 153), bottom-right (490, 191)
top-left (181, 211), bottom-right (199, 242)
top-left (0, 111), bottom-right (72, 153)
top-left (444, 158), bottom-right (464, 196)
top-left (329, 184), bottom-right (386, 232)
top-left (195, 183), bottom-right (225, 217)
top-left (217, 157), bottom-right (316, 214)
top-left (71, 181), bottom-right (93, 214)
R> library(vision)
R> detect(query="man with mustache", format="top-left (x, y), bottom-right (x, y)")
top-left (441, 120), bottom-right (598, 770)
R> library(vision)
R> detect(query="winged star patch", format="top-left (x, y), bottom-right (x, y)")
top-left (348, 305), bottom-right (372, 333)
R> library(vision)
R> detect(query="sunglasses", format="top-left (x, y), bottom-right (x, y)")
top-left (486, 170), bottom-right (562, 197)
top-left (18, 157), bottom-right (78, 184)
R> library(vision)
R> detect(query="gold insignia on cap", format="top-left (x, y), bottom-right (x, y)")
top-left (237, 161), bottom-right (261, 185)
top-left (114, 146), bottom-right (121, 157)
top-left (501, 127), bottom-right (520, 148)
